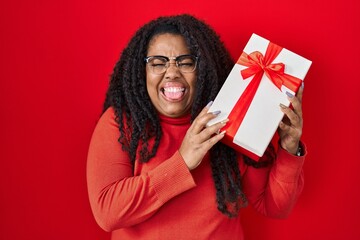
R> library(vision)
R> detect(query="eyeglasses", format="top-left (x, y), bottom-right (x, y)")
top-left (144, 54), bottom-right (198, 75)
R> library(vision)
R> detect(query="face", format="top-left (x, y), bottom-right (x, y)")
top-left (146, 33), bottom-right (197, 118)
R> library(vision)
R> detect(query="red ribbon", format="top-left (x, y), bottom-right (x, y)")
top-left (221, 42), bottom-right (302, 159)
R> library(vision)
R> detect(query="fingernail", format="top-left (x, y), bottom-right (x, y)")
top-left (221, 118), bottom-right (229, 124)
top-left (206, 101), bottom-right (214, 108)
top-left (301, 81), bottom-right (304, 89)
top-left (212, 110), bottom-right (221, 115)
top-left (219, 130), bottom-right (226, 135)
top-left (286, 91), bottom-right (294, 98)
top-left (279, 103), bottom-right (287, 109)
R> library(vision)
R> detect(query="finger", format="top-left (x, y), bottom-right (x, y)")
top-left (200, 130), bottom-right (226, 152)
top-left (286, 91), bottom-right (303, 119)
top-left (279, 121), bottom-right (299, 139)
top-left (191, 110), bottom-right (221, 134)
top-left (200, 101), bottom-right (214, 116)
top-left (280, 103), bottom-right (302, 128)
top-left (190, 100), bottom-right (220, 133)
top-left (279, 120), bottom-right (302, 142)
top-left (279, 120), bottom-right (295, 131)
top-left (295, 85), bottom-right (304, 118)
top-left (278, 121), bottom-right (290, 133)
top-left (190, 101), bottom-right (215, 127)
top-left (296, 83), bottom-right (304, 102)
top-left (187, 101), bottom-right (211, 133)
top-left (197, 119), bottom-right (228, 143)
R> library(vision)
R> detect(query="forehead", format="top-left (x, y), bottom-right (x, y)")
top-left (147, 33), bottom-right (190, 55)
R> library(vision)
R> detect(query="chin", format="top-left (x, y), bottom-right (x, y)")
top-left (162, 107), bottom-right (189, 117)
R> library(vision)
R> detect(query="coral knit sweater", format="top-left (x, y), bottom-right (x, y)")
top-left (87, 107), bottom-right (305, 240)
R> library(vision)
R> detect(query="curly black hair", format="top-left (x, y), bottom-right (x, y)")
top-left (103, 14), bottom-right (273, 217)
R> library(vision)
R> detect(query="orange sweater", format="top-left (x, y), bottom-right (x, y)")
top-left (87, 107), bottom-right (305, 240)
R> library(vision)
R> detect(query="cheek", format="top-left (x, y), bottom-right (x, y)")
top-left (188, 76), bottom-right (197, 95)
top-left (146, 74), bottom-right (160, 97)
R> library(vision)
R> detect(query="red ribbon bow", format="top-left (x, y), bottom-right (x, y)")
top-left (221, 42), bottom-right (302, 160)
top-left (238, 42), bottom-right (302, 92)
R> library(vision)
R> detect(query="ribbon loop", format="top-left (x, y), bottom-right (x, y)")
top-left (237, 42), bottom-right (302, 92)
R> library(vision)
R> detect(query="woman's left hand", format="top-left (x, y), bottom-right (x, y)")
top-left (278, 86), bottom-right (304, 155)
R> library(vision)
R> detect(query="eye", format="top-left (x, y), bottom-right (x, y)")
top-left (151, 63), bottom-right (166, 68)
top-left (145, 56), bottom-right (171, 74)
top-left (177, 56), bottom-right (196, 69)
top-left (150, 57), bottom-right (167, 67)
top-left (178, 62), bottom-right (195, 67)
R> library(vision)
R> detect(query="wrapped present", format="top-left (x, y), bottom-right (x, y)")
top-left (207, 33), bottom-right (312, 160)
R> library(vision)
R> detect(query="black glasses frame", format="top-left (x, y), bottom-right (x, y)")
top-left (144, 54), bottom-right (198, 74)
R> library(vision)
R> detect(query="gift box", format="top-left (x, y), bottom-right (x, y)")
top-left (207, 33), bottom-right (312, 160)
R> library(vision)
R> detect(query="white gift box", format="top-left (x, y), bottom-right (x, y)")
top-left (207, 33), bottom-right (312, 160)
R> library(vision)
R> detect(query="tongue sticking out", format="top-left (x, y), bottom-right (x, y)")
top-left (163, 87), bottom-right (185, 100)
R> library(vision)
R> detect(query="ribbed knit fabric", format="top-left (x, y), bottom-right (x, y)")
top-left (87, 107), bottom-right (305, 240)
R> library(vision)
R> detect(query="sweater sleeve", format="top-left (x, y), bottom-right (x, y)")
top-left (242, 142), bottom-right (305, 218)
top-left (86, 108), bottom-right (196, 232)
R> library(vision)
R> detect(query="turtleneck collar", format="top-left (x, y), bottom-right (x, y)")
top-left (159, 113), bottom-right (192, 125)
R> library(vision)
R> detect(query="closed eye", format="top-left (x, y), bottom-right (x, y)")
top-left (151, 63), bottom-right (166, 67)
top-left (179, 62), bottom-right (194, 67)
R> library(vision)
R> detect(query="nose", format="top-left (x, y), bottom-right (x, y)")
top-left (164, 62), bottom-right (181, 78)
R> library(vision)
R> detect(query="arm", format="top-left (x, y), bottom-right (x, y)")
top-left (242, 85), bottom-right (306, 218)
top-left (86, 108), bottom-right (196, 231)
top-left (242, 144), bottom-right (305, 218)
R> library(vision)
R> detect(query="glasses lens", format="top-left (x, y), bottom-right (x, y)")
top-left (177, 55), bottom-right (197, 73)
top-left (148, 57), bottom-right (168, 74)
top-left (146, 55), bottom-right (197, 74)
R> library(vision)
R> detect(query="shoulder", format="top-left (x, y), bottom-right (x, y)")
top-left (102, 107), bottom-right (116, 119)
top-left (92, 107), bottom-right (119, 135)
top-left (98, 107), bottom-right (118, 125)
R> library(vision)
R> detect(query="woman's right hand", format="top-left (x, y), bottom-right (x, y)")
top-left (179, 103), bottom-right (228, 170)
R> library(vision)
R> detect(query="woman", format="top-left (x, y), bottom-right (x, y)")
top-left (87, 14), bottom-right (305, 239)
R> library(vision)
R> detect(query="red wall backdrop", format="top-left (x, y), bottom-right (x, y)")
top-left (1, 0), bottom-right (359, 239)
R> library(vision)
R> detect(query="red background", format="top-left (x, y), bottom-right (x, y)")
top-left (1, 0), bottom-right (359, 239)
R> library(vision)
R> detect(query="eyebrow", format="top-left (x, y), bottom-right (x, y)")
top-left (145, 54), bottom-right (197, 61)
top-left (145, 54), bottom-right (195, 60)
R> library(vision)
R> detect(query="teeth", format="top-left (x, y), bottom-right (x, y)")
top-left (163, 87), bottom-right (185, 93)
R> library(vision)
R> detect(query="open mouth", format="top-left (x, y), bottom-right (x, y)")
top-left (161, 87), bottom-right (186, 101)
